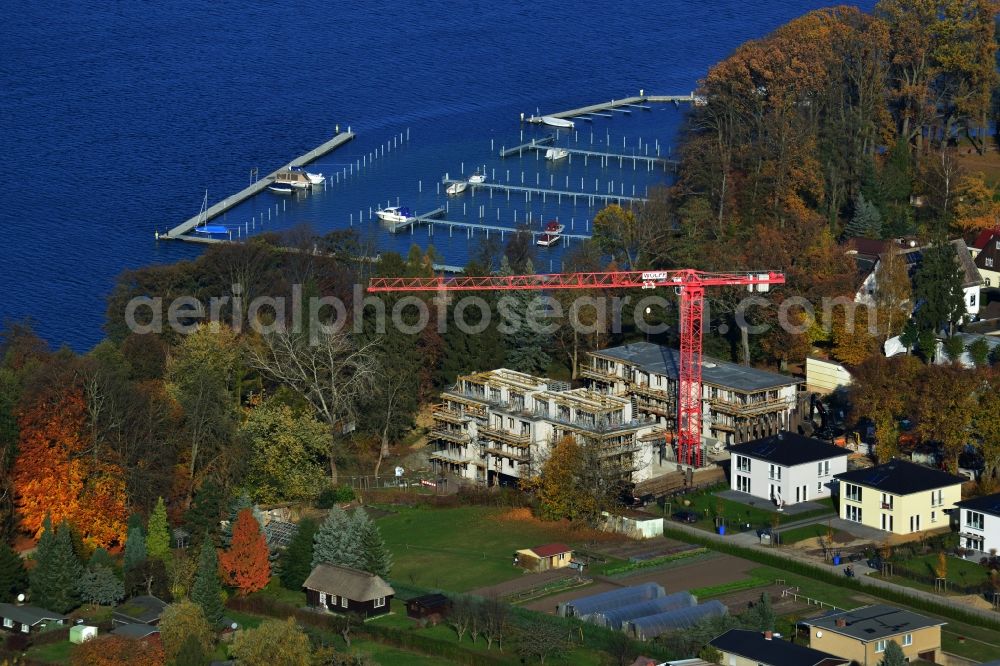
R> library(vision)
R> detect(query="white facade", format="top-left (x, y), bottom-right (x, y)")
top-left (730, 452), bottom-right (847, 506)
top-left (431, 369), bottom-right (661, 485)
top-left (957, 505), bottom-right (1000, 555)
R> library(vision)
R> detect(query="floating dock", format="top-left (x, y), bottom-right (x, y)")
top-left (161, 131), bottom-right (356, 241)
top-left (512, 144), bottom-right (678, 169)
top-left (383, 207), bottom-right (591, 242)
top-left (499, 135), bottom-right (556, 157)
top-left (442, 178), bottom-right (647, 205)
top-left (525, 94), bottom-right (702, 123)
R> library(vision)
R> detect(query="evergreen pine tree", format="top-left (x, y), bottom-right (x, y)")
top-left (184, 481), bottom-right (223, 548)
top-left (280, 518), bottom-right (318, 590)
top-left (753, 592), bottom-right (775, 632)
top-left (30, 519), bottom-right (83, 613)
top-left (355, 510), bottom-right (392, 577)
top-left (88, 548), bottom-right (114, 571)
top-left (845, 192), bottom-right (883, 239)
top-left (146, 497), bottom-right (172, 563)
top-left (127, 512), bottom-right (145, 537)
top-left (77, 565), bottom-right (125, 606)
top-left (913, 241), bottom-right (966, 335)
top-left (500, 257), bottom-right (551, 374)
top-left (175, 632), bottom-right (208, 666)
top-left (0, 542), bottom-right (27, 602)
top-left (191, 538), bottom-right (224, 626)
top-left (877, 640), bottom-right (907, 666)
top-left (123, 526), bottom-right (147, 572)
top-left (312, 506), bottom-right (360, 569)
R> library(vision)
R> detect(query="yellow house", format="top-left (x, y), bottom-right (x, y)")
top-left (709, 628), bottom-right (849, 666)
top-left (514, 543), bottom-right (573, 572)
top-left (803, 604), bottom-right (945, 665)
top-left (834, 459), bottom-right (964, 535)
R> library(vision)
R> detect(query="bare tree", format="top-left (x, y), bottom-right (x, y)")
top-left (374, 381), bottom-right (400, 479)
top-left (251, 329), bottom-right (379, 484)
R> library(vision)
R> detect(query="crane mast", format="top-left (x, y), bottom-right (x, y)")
top-left (368, 269), bottom-right (784, 468)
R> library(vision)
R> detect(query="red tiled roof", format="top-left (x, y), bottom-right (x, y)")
top-left (972, 229), bottom-right (998, 250)
top-left (531, 543), bottom-right (572, 557)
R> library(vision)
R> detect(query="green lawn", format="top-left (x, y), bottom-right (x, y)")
top-left (24, 640), bottom-right (74, 664)
top-left (894, 553), bottom-right (990, 588)
top-left (778, 523), bottom-right (831, 545)
top-left (375, 505), bottom-right (583, 592)
top-left (666, 488), bottom-right (834, 533)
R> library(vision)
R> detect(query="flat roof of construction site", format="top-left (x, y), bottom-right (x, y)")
top-left (591, 342), bottom-right (801, 392)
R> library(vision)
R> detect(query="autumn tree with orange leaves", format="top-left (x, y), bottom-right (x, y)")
top-left (218, 508), bottom-right (270, 595)
top-left (70, 633), bottom-right (165, 666)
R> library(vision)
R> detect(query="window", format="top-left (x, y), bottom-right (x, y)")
top-left (319, 592), bottom-right (327, 606)
top-left (736, 456), bottom-right (751, 473)
top-left (817, 482), bottom-right (823, 494)
top-left (987, 257), bottom-right (995, 268)
top-left (881, 513), bottom-right (894, 531)
top-left (341, 596), bottom-right (348, 608)
top-left (967, 510), bottom-right (985, 530)
top-left (931, 489), bottom-right (944, 507)
top-left (20, 625), bottom-right (28, 634)
top-left (845, 483), bottom-right (862, 502)
top-left (903, 633), bottom-right (913, 646)
top-left (876, 640), bottom-right (887, 653)
top-left (818, 460), bottom-right (830, 477)
top-left (881, 493), bottom-right (894, 510)
top-left (373, 597), bottom-right (386, 608)
top-left (736, 475), bottom-right (751, 493)
top-left (768, 464), bottom-right (781, 480)
top-left (931, 510), bottom-right (936, 523)
top-left (910, 515), bottom-right (921, 532)
top-left (846, 505), bottom-right (862, 523)
top-left (2, 618), bottom-right (11, 628)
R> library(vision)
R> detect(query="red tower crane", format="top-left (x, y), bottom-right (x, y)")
top-left (368, 269), bottom-right (784, 467)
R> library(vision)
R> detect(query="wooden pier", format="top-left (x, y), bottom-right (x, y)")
top-left (162, 131), bottom-right (356, 240)
top-left (499, 135), bottom-right (555, 157)
top-left (442, 179), bottom-right (647, 205)
top-left (385, 207), bottom-right (591, 242)
top-left (513, 144), bottom-right (678, 168)
top-left (525, 93), bottom-right (703, 123)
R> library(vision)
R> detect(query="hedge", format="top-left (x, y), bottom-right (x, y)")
top-left (662, 526), bottom-right (1000, 631)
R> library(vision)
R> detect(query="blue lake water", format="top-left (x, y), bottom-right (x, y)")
top-left (1, 0), bottom-right (873, 351)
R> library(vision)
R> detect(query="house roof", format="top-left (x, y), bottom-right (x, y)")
top-left (730, 432), bottom-right (849, 467)
top-left (847, 237), bottom-right (890, 260)
top-left (111, 623), bottom-right (160, 639)
top-left (113, 596), bottom-right (168, 624)
top-left (972, 229), bottom-right (997, 251)
top-left (591, 343), bottom-right (801, 392)
top-left (710, 629), bottom-right (848, 666)
top-left (975, 235), bottom-right (1000, 271)
top-left (834, 459), bottom-right (965, 495)
top-left (303, 563), bottom-right (394, 602)
top-left (956, 493), bottom-right (1000, 517)
top-left (0, 603), bottom-right (67, 626)
top-left (407, 593), bottom-right (450, 610)
top-left (803, 604), bottom-right (944, 641)
top-left (530, 543), bottom-right (573, 558)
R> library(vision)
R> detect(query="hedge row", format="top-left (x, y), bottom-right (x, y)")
top-left (662, 527), bottom-right (1000, 631)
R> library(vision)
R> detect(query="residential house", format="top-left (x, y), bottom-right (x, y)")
top-left (845, 237), bottom-right (889, 306)
top-left (303, 563), bottom-right (394, 618)
top-left (974, 233), bottom-right (1000, 288)
top-left (803, 604), bottom-right (945, 665)
top-left (405, 594), bottom-right (451, 623)
top-left (954, 493), bottom-right (1000, 556)
top-left (709, 628), bottom-right (849, 666)
top-left (583, 342), bottom-right (803, 448)
top-left (431, 368), bottom-right (660, 486)
top-left (729, 432), bottom-right (849, 506)
top-left (515, 543), bottom-right (573, 572)
top-left (0, 603), bottom-right (66, 634)
top-left (834, 460), bottom-right (965, 535)
top-left (112, 595), bottom-right (167, 627)
top-left (110, 623), bottom-right (160, 639)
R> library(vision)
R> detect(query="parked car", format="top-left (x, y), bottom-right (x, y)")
top-left (672, 510), bottom-right (699, 524)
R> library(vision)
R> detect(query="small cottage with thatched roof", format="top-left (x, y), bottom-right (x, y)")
top-left (303, 563), bottom-right (394, 618)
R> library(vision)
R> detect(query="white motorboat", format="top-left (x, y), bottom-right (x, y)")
top-left (536, 220), bottom-right (565, 247)
top-left (291, 166), bottom-right (324, 185)
top-left (267, 183), bottom-right (295, 195)
top-left (446, 181), bottom-right (468, 196)
top-left (545, 147), bottom-right (569, 161)
top-left (376, 206), bottom-right (416, 224)
top-left (541, 116), bottom-right (574, 129)
top-left (273, 170), bottom-right (312, 190)
top-left (468, 170), bottom-right (486, 184)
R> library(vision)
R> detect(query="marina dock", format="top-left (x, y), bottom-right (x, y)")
top-left (442, 179), bottom-right (647, 205)
top-left (515, 144), bottom-right (678, 169)
top-left (161, 130), bottom-right (356, 240)
top-left (499, 135), bottom-right (555, 157)
top-left (525, 93), bottom-right (702, 123)
top-left (385, 207), bottom-right (591, 242)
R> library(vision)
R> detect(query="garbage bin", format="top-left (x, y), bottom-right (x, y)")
top-left (718, 525), bottom-right (726, 536)
top-left (832, 555), bottom-right (841, 565)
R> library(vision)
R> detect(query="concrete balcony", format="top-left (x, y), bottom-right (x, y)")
top-left (708, 396), bottom-right (794, 416)
top-left (483, 446), bottom-right (529, 463)
top-left (429, 428), bottom-right (470, 444)
top-left (432, 406), bottom-right (468, 424)
top-left (479, 425), bottom-right (531, 447)
top-left (579, 366), bottom-right (621, 382)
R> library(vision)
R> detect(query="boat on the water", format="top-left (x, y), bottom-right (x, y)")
top-left (376, 206), bottom-right (416, 224)
top-left (290, 166), bottom-right (325, 185)
top-left (545, 147), bottom-right (569, 161)
top-left (541, 116), bottom-right (574, 129)
top-left (273, 170), bottom-right (312, 190)
top-left (536, 220), bottom-right (565, 247)
top-left (268, 183), bottom-right (295, 195)
top-left (446, 181), bottom-right (468, 196)
top-left (468, 170), bottom-right (486, 184)
top-left (192, 191), bottom-right (229, 235)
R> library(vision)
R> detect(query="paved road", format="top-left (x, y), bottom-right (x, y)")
top-left (666, 521), bottom-right (1000, 623)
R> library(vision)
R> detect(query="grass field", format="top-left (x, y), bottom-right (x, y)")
top-left (894, 553), bottom-right (990, 588)
top-left (778, 523), bottom-right (831, 545)
top-left (668, 489), bottom-right (835, 533)
top-left (24, 640), bottom-right (74, 664)
top-left (375, 505), bottom-right (598, 592)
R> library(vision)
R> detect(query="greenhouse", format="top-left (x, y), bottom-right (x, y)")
top-left (626, 600), bottom-right (728, 640)
top-left (592, 591), bottom-right (696, 630)
top-left (558, 582), bottom-right (665, 618)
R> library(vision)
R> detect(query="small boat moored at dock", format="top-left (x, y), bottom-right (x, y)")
top-left (376, 206), bottom-right (416, 224)
top-left (541, 116), bottom-right (574, 129)
top-left (468, 170), bottom-right (486, 184)
top-left (545, 147), bottom-right (569, 161)
top-left (536, 220), bottom-right (565, 247)
top-left (273, 170), bottom-right (313, 190)
top-left (446, 181), bottom-right (468, 196)
top-left (267, 183), bottom-right (295, 195)
top-left (290, 166), bottom-right (325, 185)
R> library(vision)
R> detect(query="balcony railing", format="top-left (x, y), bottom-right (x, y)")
top-left (548, 413), bottom-right (657, 435)
top-left (483, 446), bottom-right (529, 463)
top-left (479, 425), bottom-right (531, 447)
top-left (709, 396), bottom-right (794, 415)
top-left (430, 428), bottom-right (470, 444)
top-left (881, 502), bottom-right (893, 510)
top-left (579, 366), bottom-right (621, 382)
top-left (432, 406), bottom-right (468, 424)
